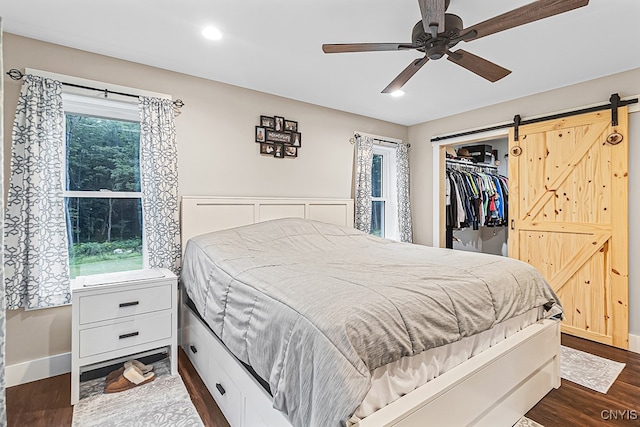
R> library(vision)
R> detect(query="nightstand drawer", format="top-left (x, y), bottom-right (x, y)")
top-left (79, 311), bottom-right (172, 358)
top-left (78, 283), bottom-right (172, 325)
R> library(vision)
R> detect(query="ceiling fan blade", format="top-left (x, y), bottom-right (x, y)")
top-left (382, 56), bottom-right (429, 93)
top-left (461, 0), bottom-right (589, 41)
top-left (418, 0), bottom-right (446, 36)
top-left (322, 43), bottom-right (416, 53)
top-left (447, 50), bottom-right (511, 82)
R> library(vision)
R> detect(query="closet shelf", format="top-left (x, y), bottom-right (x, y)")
top-left (446, 158), bottom-right (497, 169)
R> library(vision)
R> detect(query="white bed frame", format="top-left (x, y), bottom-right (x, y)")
top-left (179, 196), bottom-right (561, 427)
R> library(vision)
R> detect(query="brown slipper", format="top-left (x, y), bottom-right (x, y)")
top-left (104, 366), bottom-right (155, 393)
top-left (124, 359), bottom-right (154, 374)
top-left (105, 367), bottom-right (125, 384)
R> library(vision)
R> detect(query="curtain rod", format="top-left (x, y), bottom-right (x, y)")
top-left (351, 133), bottom-right (411, 147)
top-left (6, 68), bottom-right (184, 109)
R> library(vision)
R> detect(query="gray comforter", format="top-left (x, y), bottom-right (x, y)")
top-left (181, 218), bottom-right (562, 427)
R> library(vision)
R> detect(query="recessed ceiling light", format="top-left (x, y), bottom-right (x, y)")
top-left (390, 90), bottom-right (405, 97)
top-left (202, 26), bottom-right (223, 41)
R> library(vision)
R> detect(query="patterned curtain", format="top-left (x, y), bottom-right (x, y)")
top-left (354, 135), bottom-right (374, 233)
top-left (396, 143), bottom-right (413, 242)
top-left (139, 97), bottom-right (181, 274)
top-left (4, 74), bottom-right (71, 309)
top-left (0, 18), bottom-right (6, 426)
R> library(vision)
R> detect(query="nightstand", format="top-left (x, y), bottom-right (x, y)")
top-left (71, 268), bottom-right (178, 405)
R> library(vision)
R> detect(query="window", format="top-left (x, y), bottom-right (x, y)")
top-left (371, 153), bottom-right (385, 237)
top-left (63, 94), bottom-right (145, 278)
top-left (371, 145), bottom-right (399, 240)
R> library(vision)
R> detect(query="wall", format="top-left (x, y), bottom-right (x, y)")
top-left (408, 67), bottom-right (640, 338)
top-left (2, 33), bottom-right (407, 367)
top-left (4, 31), bottom-right (639, 367)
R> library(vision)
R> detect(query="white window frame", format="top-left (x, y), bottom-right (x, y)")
top-left (62, 93), bottom-right (148, 277)
top-left (372, 145), bottom-right (399, 241)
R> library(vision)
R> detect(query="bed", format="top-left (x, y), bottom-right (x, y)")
top-left (179, 196), bottom-right (562, 427)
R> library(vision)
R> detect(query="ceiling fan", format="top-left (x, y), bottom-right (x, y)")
top-left (322, 0), bottom-right (589, 93)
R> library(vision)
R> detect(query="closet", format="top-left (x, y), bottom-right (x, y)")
top-left (444, 138), bottom-right (509, 256)
top-left (437, 99), bottom-right (631, 350)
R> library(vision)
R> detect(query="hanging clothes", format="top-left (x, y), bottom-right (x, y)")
top-left (445, 163), bottom-right (508, 231)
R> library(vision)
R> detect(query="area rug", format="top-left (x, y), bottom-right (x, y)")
top-left (560, 345), bottom-right (625, 393)
top-left (514, 417), bottom-right (544, 427)
top-left (72, 359), bottom-right (203, 427)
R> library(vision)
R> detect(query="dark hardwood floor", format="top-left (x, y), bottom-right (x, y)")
top-left (178, 347), bottom-right (230, 427)
top-left (5, 336), bottom-right (639, 426)
top-left (5, 348), bottom-right (229, 427)
top-left (5, 368), bottom-right (72, 427)
top-left (525, 334), bottom-right (640, 427)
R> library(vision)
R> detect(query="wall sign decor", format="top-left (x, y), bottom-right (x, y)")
top-left (256, 115), bottom-right (302, 159)
top-left (266, 129), bottom-right (291, 144)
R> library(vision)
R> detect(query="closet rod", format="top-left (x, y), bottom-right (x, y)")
top-left (6, 68), bottom-right (185, 109)
top-left (446, 158), bottom-right (497, 169)
top-left (446, 161), bottom-right (500, 175)
top-left (431, 93), bottom-right (637, 142)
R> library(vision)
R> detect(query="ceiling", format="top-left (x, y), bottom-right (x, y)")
top-left (3, 0), bottom-right (640, 126)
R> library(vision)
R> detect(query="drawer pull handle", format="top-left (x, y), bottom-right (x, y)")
top-left (190, 345), bottom-right (197, 354)
top-left (119, 332), bottom-right (139, 340)
top-left (119, 301), bottom-right (139, 308)
top-left (216, 383), bottom-right (226, 396)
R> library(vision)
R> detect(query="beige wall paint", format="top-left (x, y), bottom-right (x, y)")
top-left (2, 33), bottom-right (407, 365)
top-left (408, 67), bottom-right (640, 336)
top-left (4, 31), bottom-right (639, 365)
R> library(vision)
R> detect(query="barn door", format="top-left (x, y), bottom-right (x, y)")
top-left (508, 108), bottom-right (629, 349)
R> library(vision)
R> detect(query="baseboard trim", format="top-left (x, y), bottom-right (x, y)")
top-left (6, 352), bottom-right (71, 387)
top-left (630, 334), bottom-right (640, 354)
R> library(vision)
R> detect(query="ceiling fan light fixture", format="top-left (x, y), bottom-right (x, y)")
top-left (322, 0), bottom-right (590, 90)
top-left (390, 90), bottom-right (405, 97)
top-left (202, 25), bottom-right (223, 41)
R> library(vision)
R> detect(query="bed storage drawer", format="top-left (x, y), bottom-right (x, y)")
top-left (208, 356), bottom-right (243, 427)
top-left (182, 307), bottom-right (243, 427)
top-left (183, 319), bottom-right (211, 382)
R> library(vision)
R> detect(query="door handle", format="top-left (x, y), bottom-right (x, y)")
top-left (190, 345), bottom-right (197, 354)
top-left (511, 219), bottom-right (515, 230)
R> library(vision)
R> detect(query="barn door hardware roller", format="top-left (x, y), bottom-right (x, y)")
top-left (513, 114), bottom-right (522, 142)
top-left (609, 93), bottom-right (639, 126)
top-left (610, 93), bottom-right (621, 126)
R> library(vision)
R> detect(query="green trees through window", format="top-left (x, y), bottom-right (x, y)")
top-left (65, 113), bottom-right (143, 278)
top-left (371, 153), bottom-right (384, 237)
top-left (66, 114), bottom-right (140, 192)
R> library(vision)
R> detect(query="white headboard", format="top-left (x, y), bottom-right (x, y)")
top-left (180, 196), bottom-right (355, 248)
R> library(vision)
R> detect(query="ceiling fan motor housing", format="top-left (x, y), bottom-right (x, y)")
top-left (443, 14), bottom-right (463, 37)
top-left (412, 13), bottom-right (463, 59)
top-left (322, 0), bottom-right (591, 92)
top-left (427, 40), bottom-right (448, 60)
